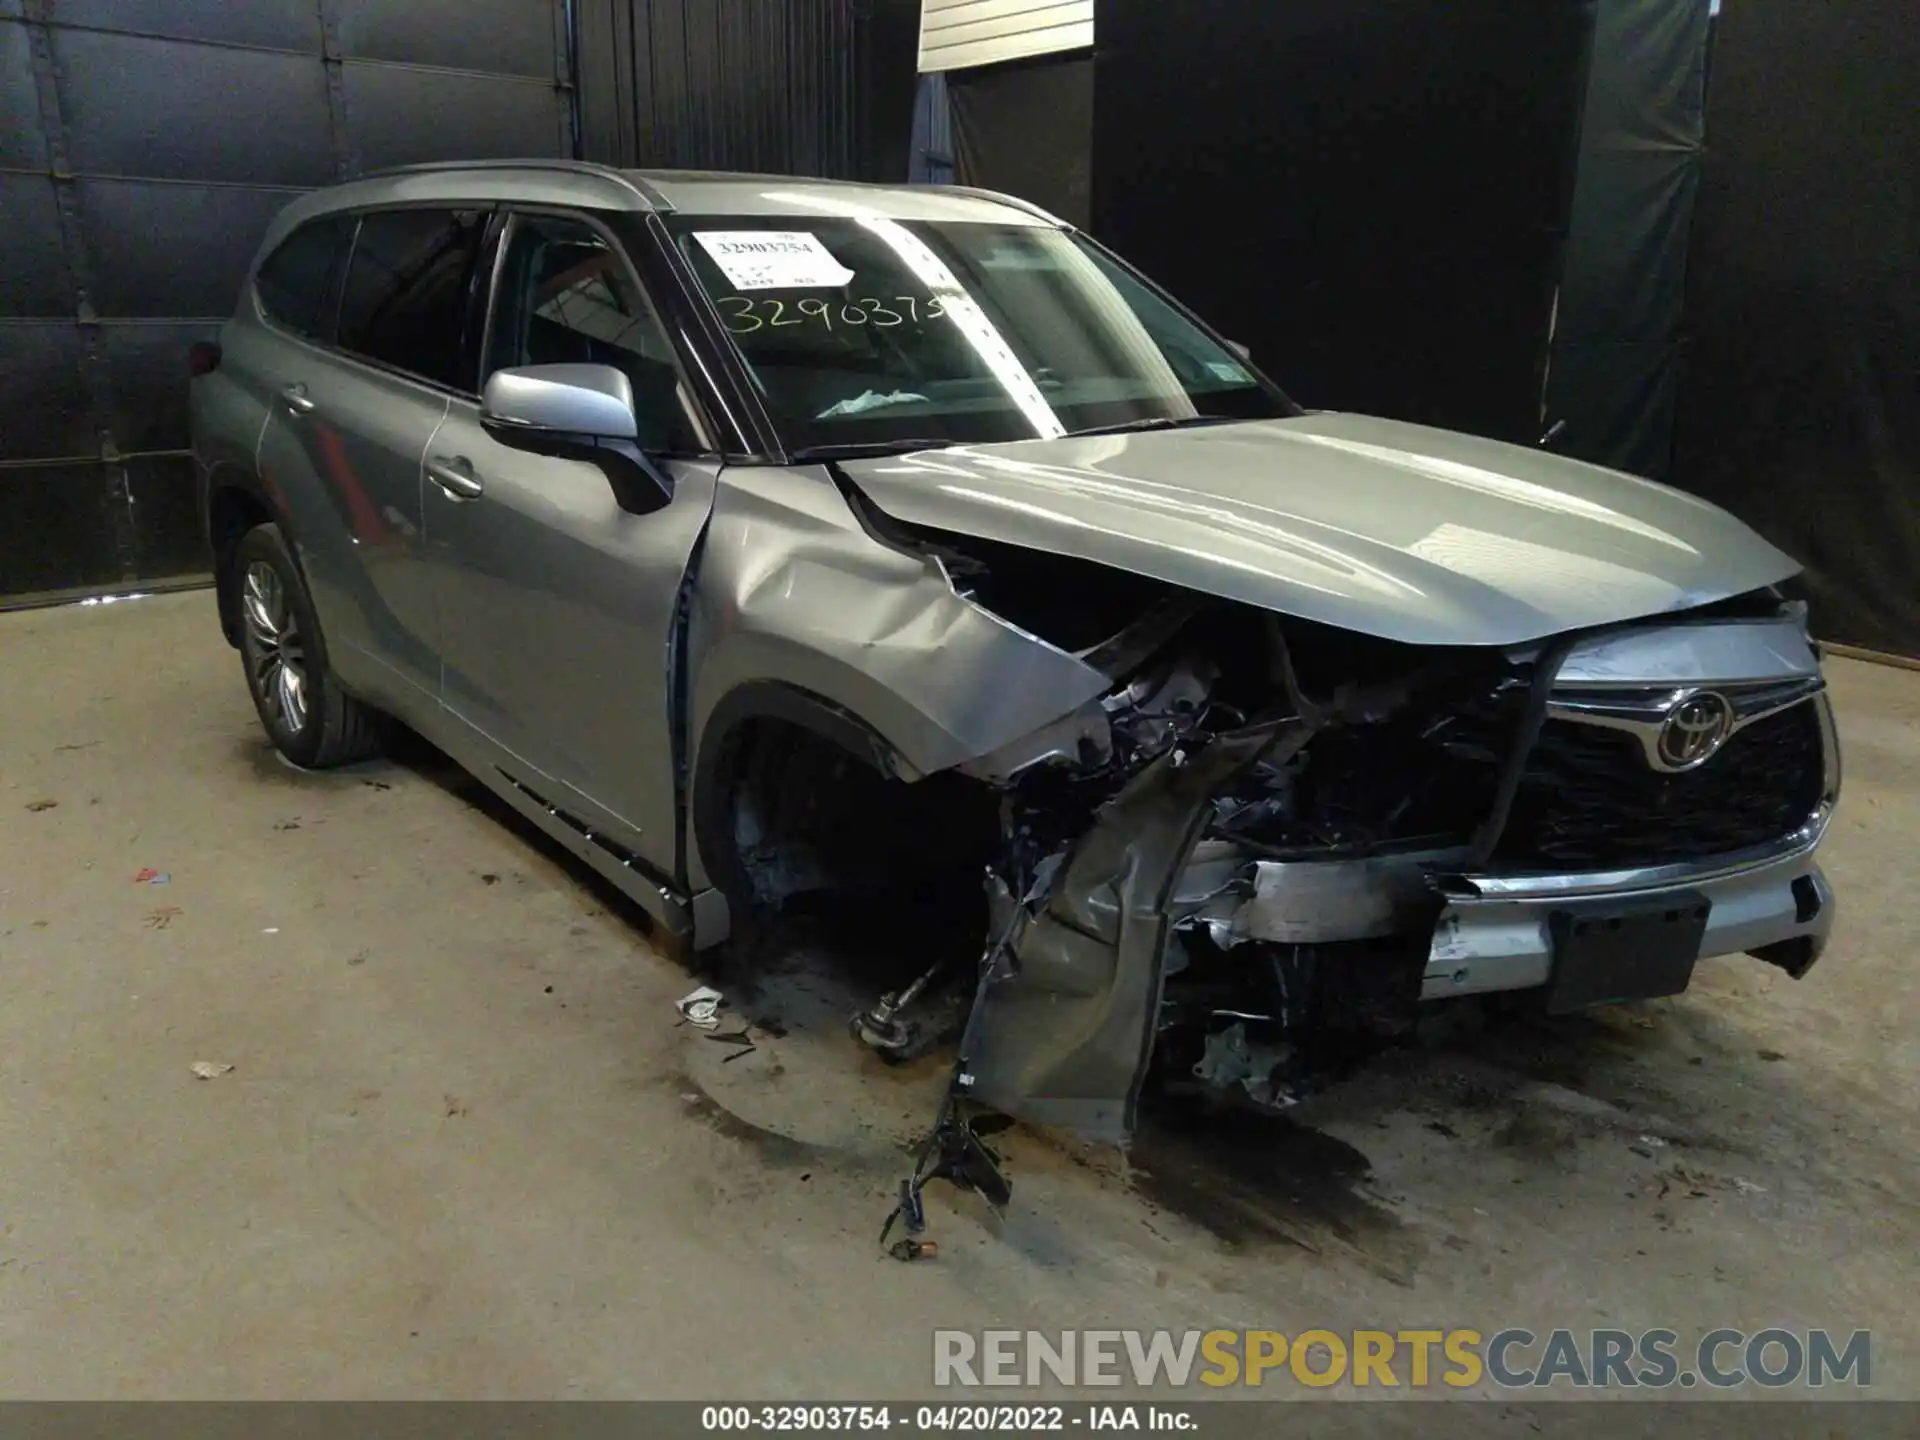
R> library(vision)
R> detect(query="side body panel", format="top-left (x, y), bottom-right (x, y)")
top-left (683, 463), bottom-right (1111, 894)
top-left (190, 327), bottom-right (275, 489)
top-left (190, 318), bottom-right (278, 570)
top-left (424, 398), bottom-right (721, 880)
top-left (251, 325), bottom-right (448, 716)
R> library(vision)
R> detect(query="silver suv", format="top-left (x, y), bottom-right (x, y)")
top-left (192, 160), bottom-right (1837, 1146)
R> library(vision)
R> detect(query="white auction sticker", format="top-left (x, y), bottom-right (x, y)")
top-left (693, 231), bottom-right (856, 291)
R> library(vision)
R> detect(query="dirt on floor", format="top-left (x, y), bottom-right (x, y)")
top-left (0, 591), bottom-right (1915, 1408)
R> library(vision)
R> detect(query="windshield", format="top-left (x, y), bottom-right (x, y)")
top-left (664, 213), bottom-right (1296, 454)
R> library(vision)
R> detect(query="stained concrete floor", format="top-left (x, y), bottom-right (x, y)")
top-left (1, 590), bottom-right (1916, 1404)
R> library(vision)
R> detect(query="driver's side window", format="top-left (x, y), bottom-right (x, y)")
top-left (485, 213), bottom-right (700, 452)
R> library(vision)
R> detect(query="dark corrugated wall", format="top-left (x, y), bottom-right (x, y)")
top-left (574, 0), bottom-right (920, 181)
top-left (0, 0), bottom-right (574, 603)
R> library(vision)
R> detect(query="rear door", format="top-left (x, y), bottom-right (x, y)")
top-left (423, 209), bottom-right (721, 880)
top-left (258, 206), bottom-right (488, 711)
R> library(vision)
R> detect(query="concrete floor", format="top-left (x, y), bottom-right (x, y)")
top-left (1, 590), bottom-right (1916, 1401)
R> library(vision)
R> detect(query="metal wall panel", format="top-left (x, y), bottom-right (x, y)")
top-left (0, 0), bottom-right (573, 602)
top-left (78, 179), bottom-right (298, 316)
top-left (1, 19), bottom-right (44, 167)
top-left (575, 0), bottom-right (920, 183)
top-left (333, 0), bottom-right (560, 77)
top-left (124, 454), bottom-right (203, 576)
top-left (343, 62), bottom-right (568, 171)
top-left (47, 0), bottom-right (321, 52)
top-left (0, 177), bottom-right (70, 316)
top-left (52, 28), bottom-right (337, 185)
top-left (103, 323), bottom-right (220, 452)
top-left (0, 465), bottom-right (123, 595)
top-left (0, 325), bottom-right (92, 459)
top-left (918, 0), bottom-right (1093, 73)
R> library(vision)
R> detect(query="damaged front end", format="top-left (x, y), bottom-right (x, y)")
top-left (943, 579), bottom-right (1536, 1147)
top-left (860, 534), bottom-right (1551, 1241)
top-left (701, 470), bottom-right (1828, 1248)
top-left (768, 502), bottom-right (1543, 1164)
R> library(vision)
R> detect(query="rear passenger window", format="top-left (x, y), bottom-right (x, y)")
top-left (336, 208), bottom-right (487, 390)
top-left (255, 217), bottom-right (348, 337)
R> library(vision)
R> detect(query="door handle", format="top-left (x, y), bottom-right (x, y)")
top-left (279, 384), bottom-right (316, 416)
top-left (427, 455), bottom-right (484, 501)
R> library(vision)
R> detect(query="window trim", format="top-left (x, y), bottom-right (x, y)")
top-left (475, 204), bottom-right (719, 458)
top-left (251, 214), bottom-right (352, 348)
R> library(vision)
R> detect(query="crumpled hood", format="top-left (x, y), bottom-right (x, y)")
top-left (837, 412), bottom-right (1800, 647)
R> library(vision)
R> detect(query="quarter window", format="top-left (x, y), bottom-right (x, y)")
top-left (254, 217), bottom-right (349, 338)
top-left (336, 208), bottom-right (488, 390)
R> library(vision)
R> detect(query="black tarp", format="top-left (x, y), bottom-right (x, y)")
top-left (1670, 0), bottom-right (1920, 657)
top-left (1544, 0), bottom-right (1709, 480)
top-left (0, 0), bottom-right (576, 603)
top-left (1091, 0), bottom-right (1595, 445)
top-left (949, 56), bottom-right (1093, 230)
top-left (574, 0), bottom-right (921, 183)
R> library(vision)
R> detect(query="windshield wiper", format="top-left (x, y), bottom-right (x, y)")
top-left (788, 439), bottom-right (961, 461)
top-left (1067, 415), bottom-right (1239, 439)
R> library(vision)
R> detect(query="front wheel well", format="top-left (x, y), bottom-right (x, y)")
top-left (692, 694), bottom-right (1001, 974)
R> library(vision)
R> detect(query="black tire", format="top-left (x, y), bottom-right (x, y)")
top-left (231, 522), bottom-right (385, 768)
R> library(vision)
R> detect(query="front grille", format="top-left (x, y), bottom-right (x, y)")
top-left (1493, 700), bottom-right (1827, 871)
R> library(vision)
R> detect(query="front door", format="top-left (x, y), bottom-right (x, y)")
top-left (424, 211), bottom-right (720, 881)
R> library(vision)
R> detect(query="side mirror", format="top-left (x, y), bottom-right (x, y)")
top-left (480, 363), bottom-right (674, 516)
top-left (1225, 340), bottom-right (1252, 361)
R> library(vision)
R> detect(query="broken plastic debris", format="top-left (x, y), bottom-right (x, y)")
top-left (261, 927), bottom-right (280, 934)
top-left (190, 1061), bottom-right (234, 1080)
top-left (676, 985), bottom-right (725, 1030)
top-left (133, 868), bottom-right (159, 883)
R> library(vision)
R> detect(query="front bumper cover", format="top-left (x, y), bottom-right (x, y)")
top-left (1422, 828), bottom-right (1835, 1001)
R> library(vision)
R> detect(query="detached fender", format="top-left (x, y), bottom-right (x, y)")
top-left (683, 464), bottom-right (1110, 892)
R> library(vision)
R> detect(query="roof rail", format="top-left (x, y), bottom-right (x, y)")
top-left (932, 184), bottom-right (1067, 228)
top-left (352, 157), bottom-right (670, 209)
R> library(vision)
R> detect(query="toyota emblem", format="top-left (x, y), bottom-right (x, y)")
top-left (1655, 690), bottom-right (1735, 771)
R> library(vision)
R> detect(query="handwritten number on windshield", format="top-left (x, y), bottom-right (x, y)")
top-left (717, 295), bottom-right (944, 335)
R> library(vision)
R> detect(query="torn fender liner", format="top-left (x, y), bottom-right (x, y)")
top-left (961, 718), bottom-right (1317, 1144)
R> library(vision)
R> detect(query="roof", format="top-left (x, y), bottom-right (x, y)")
top-left (628, 169), bottom-right (1060, 226)
top-left (251, 160), bottom-right (1058, 266)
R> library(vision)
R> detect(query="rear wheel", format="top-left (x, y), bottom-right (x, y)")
top-left (233, 522), bottom-right (385, 768)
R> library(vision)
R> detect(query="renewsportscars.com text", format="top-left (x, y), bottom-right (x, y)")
top-left (932, 1328), bottom-right (1871, 1390)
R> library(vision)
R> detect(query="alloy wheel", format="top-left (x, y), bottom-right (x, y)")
top-left (240, 559), bottom-right (309, 734)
